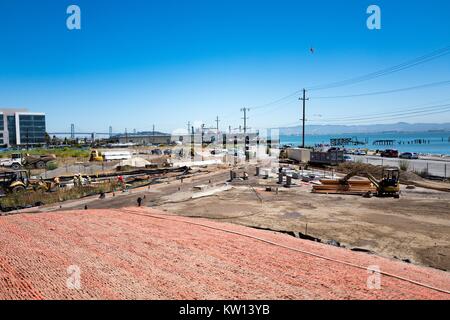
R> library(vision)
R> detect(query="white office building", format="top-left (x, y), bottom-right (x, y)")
top-left (0, 109), bottom-right (47, 147)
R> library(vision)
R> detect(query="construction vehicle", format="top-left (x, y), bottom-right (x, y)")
top-left (0, 169), bottom-right (61, 195)
top-left (0, 153), bottom-right (56, 170)
top-left (339, 167), bottom-right (401, 198)
top-left (0, 169), bottom-right (30, 193)
top-left (89, 149), bottom-right (132, 162)
top-left (89, 150), bottom-right (104, 162)
top-left (310, 149), bottom-right (344, 166)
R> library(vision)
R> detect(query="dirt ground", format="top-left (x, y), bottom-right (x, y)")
top-left (22, 165), bottom-right (450, 272)
top-left (159, 181), bottom-right (450, 271)
top-left (1, 208), bottom-right (449, 300)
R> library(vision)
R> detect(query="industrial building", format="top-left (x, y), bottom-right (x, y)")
top-left (0, 109), bottom-right (46, 147)
top-left (117, 134), bottom-right (173, 145)
top-left (116, 132), bottom-right (261, 146)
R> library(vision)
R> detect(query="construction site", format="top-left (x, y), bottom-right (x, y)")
top-left (1, 1), bottom-right (450, 304)
top-left (0, 140), bottom-right (449, 300)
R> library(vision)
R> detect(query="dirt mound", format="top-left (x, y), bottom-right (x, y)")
top-left (337, 162), bottom-right (423, 183)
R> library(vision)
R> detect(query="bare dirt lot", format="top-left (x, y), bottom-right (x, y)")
top-left (159, 181), bottom-right (450, 271)
top-left (0, 208), bottom-right (449, 300)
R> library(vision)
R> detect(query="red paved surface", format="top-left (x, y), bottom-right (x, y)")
top-left (0, 208), bottom-right (449, 300)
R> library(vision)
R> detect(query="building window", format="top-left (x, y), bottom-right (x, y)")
top-left (7, 116), bottom-right (16, 145)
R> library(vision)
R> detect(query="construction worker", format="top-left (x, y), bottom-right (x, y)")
top-left (117, 175), bottom-right (126, 191)
top-left (73, 174), bottom-right (79, 187)
top-left (53, 177), bottom-right (60, 188)
top-left (77, 174), bottom-right (83, 187)
top-left (137, 197), bottom-right (143, 207)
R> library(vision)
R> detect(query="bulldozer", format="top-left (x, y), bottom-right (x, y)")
top-left (89, 149), bottom-right (104, 162)
top-left (339, 167), bottom-right (401, 198)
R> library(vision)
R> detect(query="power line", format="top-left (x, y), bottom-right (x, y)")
top-left (310, 104), bottom-right (450, 124)
top-left (311, 97), bottom-right (450, 122)
top-left (306, 45), bottom-right (450, 91)
top-left (317, 106), bottom-right (450, 124)
top-left (247, 45), bottom-right (450, 112)
top-left (310, 80), bottom-right (450, 99)
top-left (262, 102), bottom-right (450, 129)
top-left (251, 98), bottom-right (298, 117)
top-left (252, 90), bottom-right (302, 110)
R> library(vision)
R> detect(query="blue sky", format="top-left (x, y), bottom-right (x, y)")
top-left (0, 0), bottom-right (449, 134)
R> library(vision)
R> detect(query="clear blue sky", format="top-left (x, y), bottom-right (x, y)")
top-left (0, 0), bottom-right (449, 134)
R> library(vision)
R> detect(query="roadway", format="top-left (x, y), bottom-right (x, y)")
top-left (350, 155), bottom-right (450, 178)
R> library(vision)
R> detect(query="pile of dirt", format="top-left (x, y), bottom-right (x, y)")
top-left (336, 162), bottom-right (423, 184)
top-left (114, 157), bottom-right (151, 168)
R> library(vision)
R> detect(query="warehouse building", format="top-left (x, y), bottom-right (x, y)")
top-left (0, 109), bottom-right (47, 147)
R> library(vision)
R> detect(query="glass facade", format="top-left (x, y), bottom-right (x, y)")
top-left (7, 115), bottom-right (17, 146)
top-left (18, 114), bottom-right (46, 145)
top-left (0, 114), bottom-right (3, 145)
top-left (0, 113), bottom-right (46, 146)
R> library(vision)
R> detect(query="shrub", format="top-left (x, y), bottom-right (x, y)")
top-left (0, 181), bottom-right (115, 210)
top-left (399, 160), bottom-right (410, 171)
top-left (46, 161), bottom-right (58, 170)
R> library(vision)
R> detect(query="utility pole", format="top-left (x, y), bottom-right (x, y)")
top-left (215, 116), bottom-right (220, 135)
top-left (190, 125), bottom-right (195, 161)
top-left (201, 124), bottom-right (205, 161)
top-left (299, 89), bottom-right (309, 148)
top-left (152, 124), bottom-right (155, 145)
top-left (241, 108), bottom-right (250, 134)
top-left (109, 126), bottom-right (112, 138)
top-left (70, 124), bottom-right (75, 140)
top-left (201, 124), bottom-right (205, 145)
top-left (125, 128), bottom-right (128, 142)
top-left (215, 116), bottom-right (220, 146)
top-left (187, 121), bottom-right (191, 134)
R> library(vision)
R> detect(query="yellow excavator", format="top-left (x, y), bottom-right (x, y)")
top-left (340, 167), bottom-right (401, 198)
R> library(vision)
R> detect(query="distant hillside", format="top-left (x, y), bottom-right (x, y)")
top-left (278, 122), bottom-right (450, 135)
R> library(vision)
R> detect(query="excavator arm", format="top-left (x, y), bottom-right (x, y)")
top-left (339, 170), bottom-right (380, 189)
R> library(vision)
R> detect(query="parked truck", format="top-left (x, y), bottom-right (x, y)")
top-left (0, 153), bottom-right (56, 170)
top-left (309, 149), bottom-right (344, 166)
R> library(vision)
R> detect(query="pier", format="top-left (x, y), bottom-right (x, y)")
top-left (373, 139), bottom-right (396, 146)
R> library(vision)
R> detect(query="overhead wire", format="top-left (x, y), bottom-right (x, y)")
top-left (306, 45), bottom-right (450, 91)
top-left (310, 80), bottom-right (450, 99)
top-left (244, 45), bottom-right (450, 113)
top-left (308, 97), bottom-right (450, 122)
